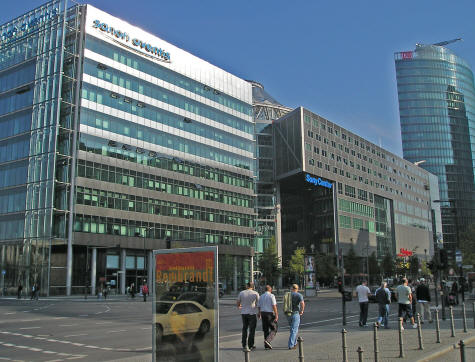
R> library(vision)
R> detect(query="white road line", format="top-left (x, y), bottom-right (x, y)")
top-left (107, 329), bottom-right (126, 333)
top-left (66, 356), bottom-right (87, 360)
top-left (42, 351), bottom-right (56, 354)
top-left (4, 312), bottom-right (16, 315)
top-left (84, 345), bottom-right (99, 349)
top-left (19, 327), bottom-right (40, 330)
top-left (64, 334), bottom-right (87, 338)
top-left (71, 343), bottom-right (84, 346)
top-left (59, 324), bottom-right (77, 327)
top-left (47, 339), bottom-right (60, 342)
top-left (95, 321), bottom-right (112, 325)
top-left (79, 314), bottom-right (88, 317)
top-left (53, 317), bottom-right (67, 320)
top-left (29, 348), bottom-right (43, 352)
top-left (38, 334), bottom-right (50, 337)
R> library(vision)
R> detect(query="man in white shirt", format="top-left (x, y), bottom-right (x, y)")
top-left (356, 280), bottom-right (371, 327)
top-left (258, 285), bottom-right (278, 350)
top-left (237, 282), bottom-right (259, 351)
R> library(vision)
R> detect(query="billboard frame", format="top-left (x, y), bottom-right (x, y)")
top-left (152, 246), bottom-right (219, 362)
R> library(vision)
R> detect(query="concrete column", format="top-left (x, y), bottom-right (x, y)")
top-left (120, 249), bottom-right (126, 295)
top-left (233, 256), bottom-right (238, 293)
top-left (148, 251), bottom-right (153, 286)
top-left (90, 247), bottom-right (97, 295)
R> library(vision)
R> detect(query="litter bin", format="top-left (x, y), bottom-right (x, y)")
top-left (343, 290), bottom-right (352, 302)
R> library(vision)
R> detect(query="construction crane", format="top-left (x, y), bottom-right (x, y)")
top-left (432, 38), bottom-right (462, 47)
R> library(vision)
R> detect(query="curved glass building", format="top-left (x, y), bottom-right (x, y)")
top-left (395, 44), bottom-right (475, 263)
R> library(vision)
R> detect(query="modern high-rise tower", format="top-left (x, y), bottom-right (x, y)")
top-left (395, 42), bottom-right (475, 264)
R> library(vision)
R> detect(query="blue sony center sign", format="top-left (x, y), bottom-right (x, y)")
top-left (305, 174), bottom-right (333, 189)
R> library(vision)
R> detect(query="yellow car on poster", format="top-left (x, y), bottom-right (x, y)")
top-left (155, 300), bottom-right (214, 342)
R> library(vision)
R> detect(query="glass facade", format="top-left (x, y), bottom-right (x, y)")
top-left (395, 45), bottom-right (475, 262)
top-left (0, 1), bottom-right (256, 295)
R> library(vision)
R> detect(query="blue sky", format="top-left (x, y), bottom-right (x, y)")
top-left (2, 0), bottom-right (474, 156)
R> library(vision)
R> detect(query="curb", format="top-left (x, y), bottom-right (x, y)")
top-left (416, 334), bottom-right (475, 362)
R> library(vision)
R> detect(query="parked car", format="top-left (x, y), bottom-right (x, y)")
top-left (155, 300), bottom-right (213, 343)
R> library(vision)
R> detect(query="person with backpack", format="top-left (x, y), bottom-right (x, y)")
top-left (283, 284), bottom-right (305, 350)
top-left (375, 281), bottom-right (391, 329)
top-left (142, 283), bottom-right (149, 302)
top-left (416, 279), bottom-right (432, 323)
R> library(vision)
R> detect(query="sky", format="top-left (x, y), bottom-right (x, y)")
top-left (2, 0), bottom-right (475, 156)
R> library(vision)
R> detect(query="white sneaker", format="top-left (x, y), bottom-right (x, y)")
top-left (412, 323), bottom-right (418, 329)
top-left (400, 325), bottom-right (404, 331)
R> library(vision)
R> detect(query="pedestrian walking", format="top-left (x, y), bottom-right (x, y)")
top-left (17, 284), bottom-right (23, 299)
top-left (375, 281), bottom-right (391, 329)
top-left (409, 279), bottom-right (417, 317)
top-left (451, 280), bottom-right (459, 305)
top-left (283, 284), bottom-right (304, 350)
top-left (396, 278), bottom-right (417, 330)
top-left (142, 283), bottom-right (149, 302)
top-left (356, 280), bottom-right (371, 327)
top-left (258, 285), bottom-right (278, 350)
top-left (237, 282), bottom-right (259, 351)
top-left (416, 278), bottom-right (432, 323)
top-left (130, 283), bottom-right (135, 298)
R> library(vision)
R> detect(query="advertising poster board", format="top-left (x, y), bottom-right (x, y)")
top-left (304, 255), bottom-right (316, 296)
top-left (153, 246), bottom-right (218, 362)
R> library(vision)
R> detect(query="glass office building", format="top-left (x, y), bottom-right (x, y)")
top-left (395, 44), bottom-right (475, 263)
top-left (0, 1), bottom-right (256, 295)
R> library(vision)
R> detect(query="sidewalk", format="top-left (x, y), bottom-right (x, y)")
top-left (220, 316), bottom-right (475, 361)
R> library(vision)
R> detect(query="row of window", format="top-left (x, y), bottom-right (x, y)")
top-left (77, 159), bottom-right (253, 209)
top-left (0, 135), bottom-right (29, 163)
top-left (81, 96), bottom-right (253, 153)
top-left (0, 215), bottom-right (24, 240)
top-left (0, 187), bottom-right (26, 214)
top-left (338, 214), bottom-right (376, 233)
top-left (0, 161), bottom-right (28, 188)
top-left (0, 110), bottom-right (31, 139)
top-left (73, 213), bottom-right (253, 247)
top-left (79, 113), bottom-right (252, 171)
top-left (0, 86), bottom-right (33, 114)
top-left (85, 36), bottom-right (252, 117)
top-left (0, 61), bottom-right (35, 93)
top-left (338, 198), bottom-right (375, 219)
top-left (78, 134), bottom-right (253, 190)
top-left (76, 186), bottom-right (253, 227)
top-left (83, 61), bottom-right (253, 135)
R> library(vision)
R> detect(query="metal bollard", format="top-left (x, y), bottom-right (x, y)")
top-left (357, 346), bottom-right (364, 362)
top-left (416, 313), bottom-right (424, 350)
top-left (341, 329), bottom-right (348, 362)
top-left (462, 303), bottom-right (467, 333)
top-left (435, 308), bottom-right (441, 343)
top-left (459, 340), bottom-right (466, 362)
top-left (450, 306), bottom-right (456, 338)
top-left (398, 317), bottom-right (405, 358)
top-left (243, 347), bottom-right (250, 362)
top-left (297, 336), bottom-right (304, 362)
top-left (373, 322), bottom-right (379, 362)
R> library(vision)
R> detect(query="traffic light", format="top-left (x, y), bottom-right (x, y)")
top-left (440, 249), bottom-right (448, 269)
top-left (427, 261), bottom-right (434, 272)
top-left (337, 277), bottom-right (343, 293)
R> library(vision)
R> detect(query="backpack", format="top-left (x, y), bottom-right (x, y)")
top-left (283, 292), bottom-right (292, 314)
top-left (376, 288), bottom-right (389, 304)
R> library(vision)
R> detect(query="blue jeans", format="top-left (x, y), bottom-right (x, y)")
top-left (287, 312), bottom-right (300, 348)
top-left (377, 304), bottom-right (389, 328)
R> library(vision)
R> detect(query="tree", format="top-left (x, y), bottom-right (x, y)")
top-left (258, 238), bottom-right (281, 288)
top-left (381, 250), bottom-right (395, 277)
top-left (460, 223), bottom-right (475, 267)
top-left (289, 247), bottom-right (305, 287)
top-left (315, 253), bottom-right (337, 286)
top-left (345, 244), bottom-right (360, 288)
top-left (368, 251), bottom-right (380, 284)
top-left (408, 255), bottom-right (420, 279)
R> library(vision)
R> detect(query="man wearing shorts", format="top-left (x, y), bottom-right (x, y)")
top-left (396, 278), bottom-right (417, 330)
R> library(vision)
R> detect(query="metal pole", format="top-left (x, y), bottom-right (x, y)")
top-left (416, 313), bottom-right (424, 350)
top-left (459, 340), bottom-right (466, 362)
top-left (435, 308), bottom-right (441, 343)
top-left (450, 306), bottom-right (455, 337)
top-left (357, 346), bottom-right (364, 362)
top-left (462, 303), bottom-right (467, 333)
top-left (84, 246), bottom-right (88, 300)
top-left (473, 302), bottom-right (475, 329)
top-left (398, 317), bottom-right (405, 358)
top-left (373, 322), bottom-right (379, 362)
top-left (243, 347), bottom-right (250, 362)
top-left (441, 282), bottom-right (446, 320)
top-left (297, 336), bottom-right (304, 362)
top-left (341, 329), bottom-right (348, 362)
top-left (433, 269), bottom-right (439, 307)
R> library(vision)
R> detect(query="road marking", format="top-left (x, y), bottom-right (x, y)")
top-left (95, 321), bottom-right (112, 325)
top-left (59, 324), bottom-right (77, 327)
top-left (107, 329), bottom-right (127, 333)
top-left (47, 339), bottom-right (60, 342)
top-left (22, 311), bottom-right (31, 313)
top-left (4, 312), bottom-right (16, 315)
top-left (29, 347), bottom-right (42, 352)
top-left (19, 327), bottom-right (40, 330)
top-left (79, 314), bottom-right (88, 317)
top-left (64, 334), bottom-right (87, 338)
top-left (141, 327), bottom-right (150, 330)
top-left (53, 317), bottom-right (67, 320)
top-left (38, 334), bottom-right (50, 337)
top-left (43, 351), bottom-right (56, 354)
top-left (84, 345), bottom-right (99, 349)
top-left (71, 343), bottom-right (84, 346)
top-left (66, 356), bottom-right (87, 360)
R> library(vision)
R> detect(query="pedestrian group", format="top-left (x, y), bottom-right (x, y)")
top-left (237, 282), bottom-right (304, 352)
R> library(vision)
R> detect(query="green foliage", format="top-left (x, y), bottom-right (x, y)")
top-left (408, 255), bottom-right (420, 278)
top-left (258, 238), bottom-right (281, 287)
top-left (315, 253), bottom-right (337, 285)
top-left (460, 223), bottom-right (475, 267)
top-left (381, 250), bottom-right (395, 277)
top-left (289, 247), bottom-right (306, 285)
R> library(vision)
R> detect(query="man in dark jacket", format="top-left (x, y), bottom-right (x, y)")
top-left (416, 279), bottom-right (432, 323)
